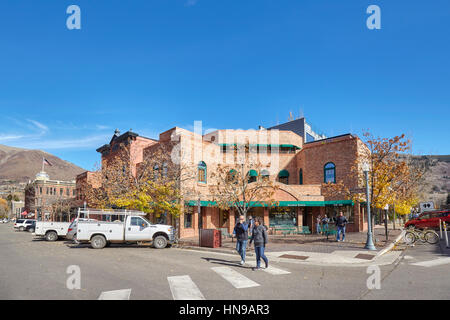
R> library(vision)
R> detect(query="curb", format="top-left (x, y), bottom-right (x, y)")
top-left (375, 229), bottom-right (405, 257)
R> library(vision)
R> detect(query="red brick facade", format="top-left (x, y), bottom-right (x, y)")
top-left (77, 128), bottom-right (370, 239)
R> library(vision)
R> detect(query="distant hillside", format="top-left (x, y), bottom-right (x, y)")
top-left (408, 155), bottom-right (450, 208)
top-left (0, 144), bottom-right (85, 183)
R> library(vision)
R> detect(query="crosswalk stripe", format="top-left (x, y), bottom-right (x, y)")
top-left (98, 289), bottom-right (131, 300)
top-left (411, 257), bottom-right (450, 267)
top-left (212, 266), bottom-right (260, 289)
top-left (167, 275), bottom-right (206, 300)
top-left (245, 261), bottom-right (291, 275)
top-left (262, 265), bottom-right (291, 275)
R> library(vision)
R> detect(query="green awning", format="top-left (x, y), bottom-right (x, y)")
top-left (278, 169), bottom-right (289, 177)
top-left (185, 200), bottom-right (354, 207)
top-left (248, 169), bottom-right (258, 177)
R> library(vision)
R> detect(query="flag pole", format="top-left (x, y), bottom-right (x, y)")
top-left (42, 157), bottom-right (44, 172)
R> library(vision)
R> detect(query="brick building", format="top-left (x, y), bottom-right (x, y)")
top-left (24, 171), bottom-right (77, 220)
top-left (77, 122), bottom-right (370, 239)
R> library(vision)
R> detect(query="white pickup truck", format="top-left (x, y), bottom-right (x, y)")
top-left (34, 221), bottom-right (71, 241)
top-left (76, 209), bottom-right (175, 249)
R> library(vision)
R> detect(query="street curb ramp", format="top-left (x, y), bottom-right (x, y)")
top-left (375, 229), bottom-right (405, 258)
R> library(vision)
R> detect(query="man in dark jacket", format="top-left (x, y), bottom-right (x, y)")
top-left (249, 218), bottom-right (269, 270)
top-left (335, 212), bottom-right (348, 242)
top-left (233, 215), bottom-right (249, 265)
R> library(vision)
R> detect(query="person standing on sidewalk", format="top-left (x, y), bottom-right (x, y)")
top-left (247, 215), bottom-right (255, 235)
top-left (335, 212), bottom-right (348, 242)
top-left (249, 218), bottom-right (268, 270)
top-left (233, 215), bottom-right (249, 265)
top-left (316, 215), bottom-right (322, 234)
top-left (321, 215), bottom-right (329, 235)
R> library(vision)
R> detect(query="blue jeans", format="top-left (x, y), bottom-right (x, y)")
top-left (254, 246), bottom-right (268, 268)
top-left (316, 224), bottom-right (321, 234)
top-left (336, 226), bottom-right (346, 241)
top-left (236, 240), bottom-right (248, 262)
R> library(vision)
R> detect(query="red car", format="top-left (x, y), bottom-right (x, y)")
top-left (405, 210), bottom-right (450, 230)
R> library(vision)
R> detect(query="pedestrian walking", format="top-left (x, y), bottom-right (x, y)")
top-left (335, 212), bottom-right (348, 242)
top-left (249, 218), bottom-right (268, 270)
top-left (247, 215), bottom-right (255, 235)
top-left (316, 215), bottom-right (322, 234)
top-left (233, 215), bottom-right (249, 265)
top-left (321, 215), bottom-right (329, 234)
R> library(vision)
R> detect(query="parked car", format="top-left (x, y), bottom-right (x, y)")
top-left (34, 221), bottom-right (71, 241)
top-left (76, 210), bottom-right (174, 249)
top-left (404, 210), bottom-right (450, 230)
top-left (66, 218), bottom-right (97, 241)
top-left (25, 221), bottom-right (36, 233)
top-left (14, 219), bottom-right (36, 231)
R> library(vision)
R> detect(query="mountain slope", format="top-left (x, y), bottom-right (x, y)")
top-left (0, 144), bottom-right (85, 182)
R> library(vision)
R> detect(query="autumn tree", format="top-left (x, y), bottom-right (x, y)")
top-left (209, 162), bottom-right (279, 219)
top-left (83, 141), bottom-right (195, 223)
top-left (0, 198), bottom-right (8, 219)
top-left (323, 132), bottom-right (426, 221)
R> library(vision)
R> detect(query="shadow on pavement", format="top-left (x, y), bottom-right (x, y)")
top-left (201, 257), bottom-right (253, 269)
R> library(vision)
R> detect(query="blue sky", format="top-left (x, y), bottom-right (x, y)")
top-left (0, 0), bottom-right (449, 170)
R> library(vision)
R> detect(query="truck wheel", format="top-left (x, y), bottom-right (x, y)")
top-left (153, 235), bottom-right (168, 249)
top-left (28, 228), bottom-right (35, 233)
top-left (45, 231), bottom-right (58, 241)
top-left (91, 235), bottom-right (106, 249)
top-left (19, 226), bottom-right (25, 231)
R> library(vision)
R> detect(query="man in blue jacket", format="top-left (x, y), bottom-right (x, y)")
top-left (233, 215), bottom-right (249, 265)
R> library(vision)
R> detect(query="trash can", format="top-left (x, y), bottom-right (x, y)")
top-left (199, 229), bottom-right (222, 248)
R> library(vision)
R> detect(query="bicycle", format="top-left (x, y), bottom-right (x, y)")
top-left (404, 228), bottom-right (439, 245)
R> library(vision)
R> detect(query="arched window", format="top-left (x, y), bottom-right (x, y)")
top-left (153, 164), bottom-right (159, 181)
top-left (278, 169), bottom-right (289, 184)
top-left (227, 169), bottom-right (237, 183)
top-left (260, 169), bottom-right (270, 181)
top-left (299, 168), bottom-right (303, 185)
top-left (324, 162), bottom-right (336, 183)
top-left (162, 162), bottom-right (168, 178)
top-left (247, 169), bottom-right (258, 183)
top-left (198, 161), bottom-right (207, 183)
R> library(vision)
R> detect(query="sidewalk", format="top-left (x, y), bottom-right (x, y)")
top-left (176, 226), bottom-right (403, 266)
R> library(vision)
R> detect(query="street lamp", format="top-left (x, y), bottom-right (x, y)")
top-left (362, 162), bottom-right (376, 251)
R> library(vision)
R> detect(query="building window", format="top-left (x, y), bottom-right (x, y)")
top-left (184, 206), bottom-right (193, 228)
top-left (247, 170), bottom-right (258, 183)
top-left (153, 165), bottom-right (159, 181)
top-left (299, 169), bottom-right (303, 185)
top-left (198, 161), bottom-right (207, 183)
top-left (278, 170), bottom-right (289, 184)
top-left (72, 189), bottom-right (76, 196)
top-left (324, 162), bottom-right (336, 183)
top-left (162, 162), bottom-right (168, 178)
top-left (66, 188), bottom-right (70, 196)
top-left (40, 187), bottom-right (42, 194)
top-left (227, 169), bottom-right (237, 183)
top-left (260, 169), bottom-right (270, 181)
top-left (325, 205), bottom-right (354, 223)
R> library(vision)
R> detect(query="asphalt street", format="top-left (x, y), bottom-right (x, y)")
top-left (0, 224), bottom-right (449, 300)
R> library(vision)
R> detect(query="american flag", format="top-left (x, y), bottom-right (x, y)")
top-left (43, 158), bottom-right (53, 166)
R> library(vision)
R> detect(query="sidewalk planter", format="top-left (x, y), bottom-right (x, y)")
top-left (199, 229), bottom-right (222, 248)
